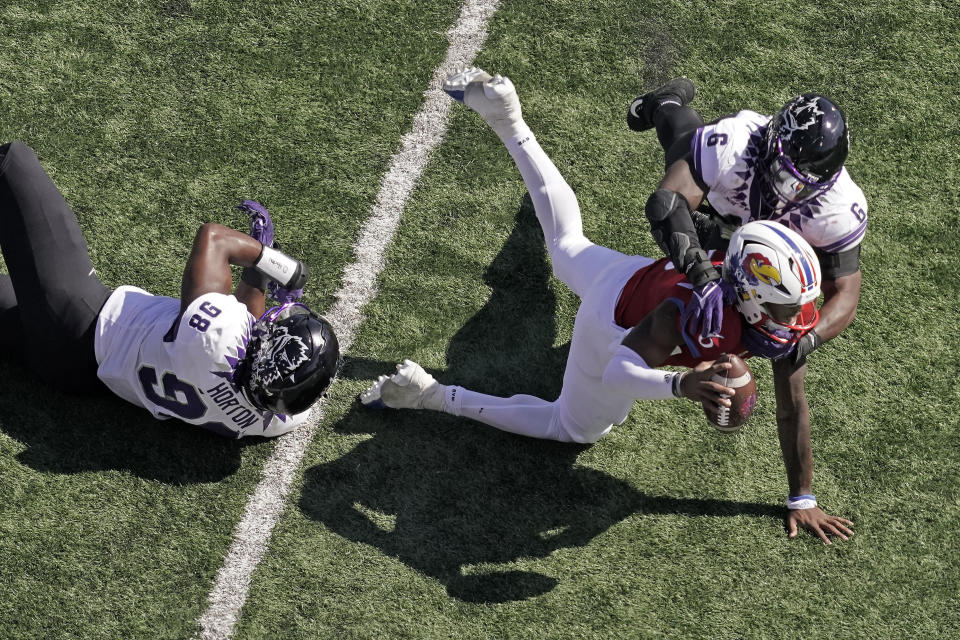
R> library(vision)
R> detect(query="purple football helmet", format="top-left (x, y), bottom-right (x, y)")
top-left (760, 93), bottom-right (849, 206)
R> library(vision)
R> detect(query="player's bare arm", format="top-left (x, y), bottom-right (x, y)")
top-left (772, 357), bottom-right (854, 543)
top-left (815, 270), bottom-right (861, 342)
top-left (180, 219), bottom-right (309, 317)
top-left (787, 268), bottom-right (861, 365)
top-left (620, 301), bottom-right (734, 409)
top-left (180, 223), bottom-right (265, 314)
top-left (659, 158), bottom-right (706, 211)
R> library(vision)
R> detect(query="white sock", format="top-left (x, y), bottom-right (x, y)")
top-left (444, 386), bottom-right (563, 440)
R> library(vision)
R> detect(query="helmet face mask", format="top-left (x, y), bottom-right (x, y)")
top-left (763, 138), bottom-right (841, 205)
top-left (760, 93), bottom-right (849, 207)
top-left (723, 221), bottom-right (822, 346)
top-left (752, 302), bottom-right (820, 345)
top-left (235, 303), bottom-right (341, 415)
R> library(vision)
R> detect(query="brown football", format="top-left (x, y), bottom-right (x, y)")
top-left (703, 354), bottom-right (757, 432)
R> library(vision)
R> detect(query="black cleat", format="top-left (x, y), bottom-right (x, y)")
top-left (627, 77), bottom-right (696, 132)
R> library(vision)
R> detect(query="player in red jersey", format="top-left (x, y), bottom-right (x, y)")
top-left (362, 69), bottom-right (853, 544)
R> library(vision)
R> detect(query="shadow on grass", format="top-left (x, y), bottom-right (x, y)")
top-left (303, 199), bottom-right (781, 603)
top-left (0, 360), bottom-right (249, 484)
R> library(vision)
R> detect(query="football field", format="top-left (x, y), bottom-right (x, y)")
top-left (1, 1), bottom-right (959, 638)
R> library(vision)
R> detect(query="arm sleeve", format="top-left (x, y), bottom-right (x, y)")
top-left (815, 244), bottom-right (861, 279)
top-left (602, 345), bottom-right (681, 400)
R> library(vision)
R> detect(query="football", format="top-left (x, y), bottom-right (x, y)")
top-left (703, 354), bottom-right (757, 432)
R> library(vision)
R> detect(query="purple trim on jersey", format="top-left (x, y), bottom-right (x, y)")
top-left (690, 128), bottom-right (704, 178)
top-left (820, 219), bottom-right (867, 253)
top-left (260, 410), bottom-right (288, 432)
top-left (666, 296), bottom-right (703, 359)
top-left (764, 223), bottom-right (816, 287)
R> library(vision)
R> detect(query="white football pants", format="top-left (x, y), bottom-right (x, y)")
top-left (444, 127), bottom-right (654, 443)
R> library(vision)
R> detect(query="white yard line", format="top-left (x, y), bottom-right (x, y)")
top-left (196, 2), bottom-right (500, 638)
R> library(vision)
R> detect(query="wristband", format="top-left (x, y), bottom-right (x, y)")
top-left (254, 245), bottom-right (307, 290)
top-left (241, 266), bottom-right (270, 291)
top-left (671, 371), bottom-right (687, 398)
top-left (786, 494), bottom-right (818, 510)
top-left (790, 329), bottom-right (822, 367)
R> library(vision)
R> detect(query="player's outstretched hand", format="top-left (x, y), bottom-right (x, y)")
top-left (679, 359), bottom-right (735, 409)
top-left (787, 506), bottom-right (854, 545)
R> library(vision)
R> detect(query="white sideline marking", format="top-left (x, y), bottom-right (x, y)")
top-left (197, 1), bottom-right (500, 638)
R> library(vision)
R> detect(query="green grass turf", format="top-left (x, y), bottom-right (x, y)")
top-left (1, 0), bottom-right (959, 638)
top-left (239, 1), bottom-right (960, 638)
top-left (0, 1), bottom-right (461, 637)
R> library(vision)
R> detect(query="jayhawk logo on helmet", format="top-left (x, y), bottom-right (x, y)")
top-left (743, 253), bottom-right (782, 287)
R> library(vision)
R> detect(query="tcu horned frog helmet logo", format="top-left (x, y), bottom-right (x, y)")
top-left (234, 303), bottom-right (342, 416)
top-left (777, 96), bottom-right (825, 146)
top-left (248, 323), bottom-right (314, 388)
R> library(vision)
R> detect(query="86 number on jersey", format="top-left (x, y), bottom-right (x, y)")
top-left (188, 300), bottom-right (222, 332)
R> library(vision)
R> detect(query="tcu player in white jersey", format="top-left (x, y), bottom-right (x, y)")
top-left (0, 141), bottom-right (339, 438)
top-left (361, 69), bottom-right (853, 545)
top-left (628, 78), bottom-right (865, 366)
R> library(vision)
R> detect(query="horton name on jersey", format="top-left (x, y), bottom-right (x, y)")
top-left (206, 381), bottom-right (261, 429)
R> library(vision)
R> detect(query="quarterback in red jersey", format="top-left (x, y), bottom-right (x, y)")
top-left (362, 69), bottom-right (852, 544)
top-left (613, 256), bottom-right (748, 367)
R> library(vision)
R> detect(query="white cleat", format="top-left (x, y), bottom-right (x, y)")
top-left (360, 360), bottom-right (446, 411)
top-left (443, 67), bottom-right (523, 134)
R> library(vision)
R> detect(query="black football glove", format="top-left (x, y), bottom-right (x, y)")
top-left (789, 330), bottom-right (823, 367)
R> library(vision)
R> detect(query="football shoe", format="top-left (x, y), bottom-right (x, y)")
top-left (443, 67), bottom-right (523, 136)
top-left (627, 77), bottom-right (696, 132)
top-left (360, 360), bottom-right (446, 411)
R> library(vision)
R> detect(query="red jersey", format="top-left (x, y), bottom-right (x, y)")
top-left (613, 258), bottom-right (750, 367)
